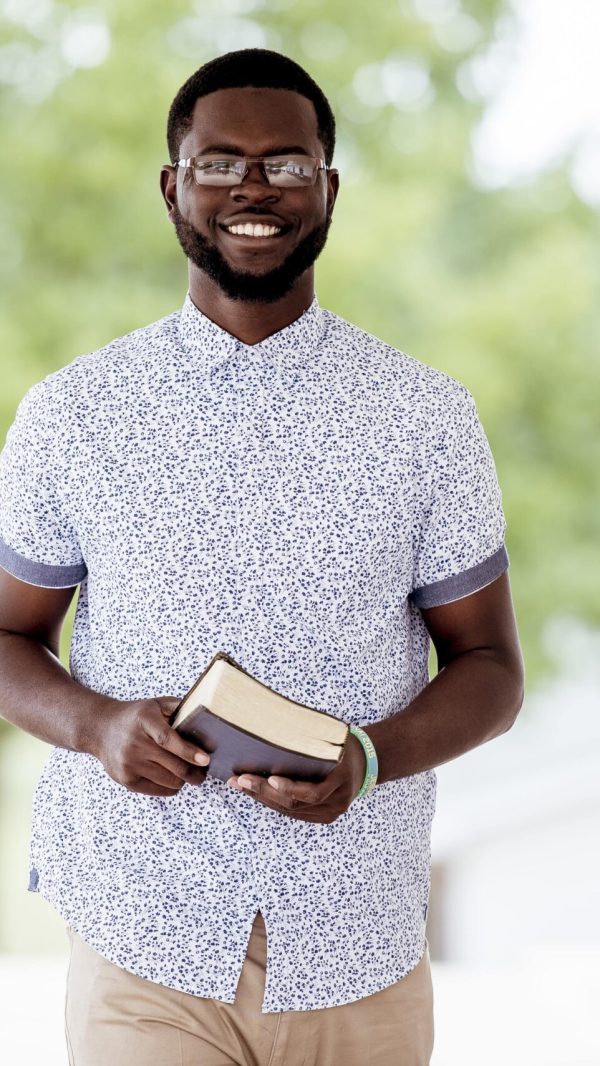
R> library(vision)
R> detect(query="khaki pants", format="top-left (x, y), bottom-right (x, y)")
top-left (65, 912), bottom-right (434, 1065)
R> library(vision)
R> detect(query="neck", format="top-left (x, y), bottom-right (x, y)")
top-left (187, 265), bottom-right (315, 345)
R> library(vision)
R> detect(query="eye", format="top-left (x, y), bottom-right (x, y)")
top-left (199, 160), bottom-right (236, 176)
top-left (264, 157), bottom-right (316, 184)
top-left (264, 159), bottom-right (288, 174)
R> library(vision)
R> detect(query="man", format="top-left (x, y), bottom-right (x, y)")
top-left (0, 49), bottom-right (523, 1066)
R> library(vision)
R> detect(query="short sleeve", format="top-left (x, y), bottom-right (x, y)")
top-left (410, 385), bottom-right (508, 609)
top-left (0, 380), bottom-right (87, 588)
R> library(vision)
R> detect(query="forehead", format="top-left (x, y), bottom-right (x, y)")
top-left (182, 87), bottom-right (322, 156)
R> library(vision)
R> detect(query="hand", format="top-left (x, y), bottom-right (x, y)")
top-left (227, 730), bottom-right (368, 823)
top-left (91, 696), bottom-right (210, 797)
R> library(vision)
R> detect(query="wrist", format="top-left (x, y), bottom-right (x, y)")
top-left (349, 724), bottom-right (378, 800)
top-left (79, 692), bottom-right (124, 759)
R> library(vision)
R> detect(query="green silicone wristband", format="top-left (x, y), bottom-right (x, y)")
top-left (349, 725), bottom-right (378, 800)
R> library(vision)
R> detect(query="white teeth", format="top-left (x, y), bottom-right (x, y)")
top-left (226, 223), bottom-right (282, 237)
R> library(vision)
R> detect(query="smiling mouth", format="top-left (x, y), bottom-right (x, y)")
top-left (221, 222), bottom-right (287, 238)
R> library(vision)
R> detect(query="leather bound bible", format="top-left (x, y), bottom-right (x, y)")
top-left (171, 651), bottom-right (349, 783)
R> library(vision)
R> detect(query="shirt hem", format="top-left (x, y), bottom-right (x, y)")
top-left (32, 876), bottom-right (427, 1013)
top-left (261, 940), bottom-right (427, 1012)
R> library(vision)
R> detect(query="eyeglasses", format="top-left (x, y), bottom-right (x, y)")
top-left (176, 155), bottom-right (328, 188)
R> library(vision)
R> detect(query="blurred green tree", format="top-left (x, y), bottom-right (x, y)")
top-left (0, 0), bottom-right (598, 701)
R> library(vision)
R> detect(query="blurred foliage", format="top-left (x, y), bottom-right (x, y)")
top-left (1, 0), bottom-right (599, 698)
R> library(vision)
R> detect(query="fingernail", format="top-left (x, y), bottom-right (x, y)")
top-left (268, 777), bottom-right (281, 790)
top-left (194, 753), bottom-right (210, 765)
top-left (237, 775), bottom-right (253, 789)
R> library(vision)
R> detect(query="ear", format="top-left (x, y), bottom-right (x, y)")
top-left (326, 167), bottom-right (340, 219)
top-left (160, 164), bottom-right (178, 221)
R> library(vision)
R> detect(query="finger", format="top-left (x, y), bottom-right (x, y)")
top-left (227, 777), bottom-right (341, 822)
top-left (139, 761), bottom-right (190, 791)
top-left (228, 776), bottom-right (300, 813)
top-left (164, 730), bottom-right (211, 767)
top-left (143, 707), bottom-right (211, 767)
top-left (230, 774), bottom-right (328, 810)
top-left (267, 776), bottom-right (328, 805)
top-left (148, 751), bottom-right (208, 787)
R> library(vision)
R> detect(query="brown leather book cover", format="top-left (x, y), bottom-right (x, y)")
top-left (176, 707), bottom-right (341, 783)
top-left (171, 651), bottom-right (348, 783)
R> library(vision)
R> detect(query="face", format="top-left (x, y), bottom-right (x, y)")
top-left (161, 87), bottom-right (339, 303)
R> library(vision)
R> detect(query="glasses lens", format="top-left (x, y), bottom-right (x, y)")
top-left (192, 160), bottom-right (242, 185)
top-left (189, 156), bottom-right (321, 187)
top-left (265, 156), bottom-right (318, 186)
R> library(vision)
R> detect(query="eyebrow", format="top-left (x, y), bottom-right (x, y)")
top-left (197, 143), bottom-right (313, 157)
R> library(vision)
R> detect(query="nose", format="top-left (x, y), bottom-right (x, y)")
top-left (229, 160), bottom-right (281, 204)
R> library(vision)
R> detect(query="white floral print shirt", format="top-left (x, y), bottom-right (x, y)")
top-left (0, 294), bottom-right (507, 1011)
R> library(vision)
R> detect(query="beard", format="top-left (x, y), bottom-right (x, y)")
top-left (172, 205), bottom-right (332, 303)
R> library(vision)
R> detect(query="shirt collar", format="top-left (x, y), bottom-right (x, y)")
top-left (178, 291), bottom-right (326, 372)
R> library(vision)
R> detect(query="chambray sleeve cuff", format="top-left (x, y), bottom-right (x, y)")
top-left (0, 538), bottom-right (87, 588)
top-left (409, 544), bottom-right (509, 609)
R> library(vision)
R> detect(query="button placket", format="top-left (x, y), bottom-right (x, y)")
top-left (231, 346), bottom-right (269, 654)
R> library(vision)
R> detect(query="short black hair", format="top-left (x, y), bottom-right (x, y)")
top-left (166, 49), bottom-right (336, 166)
